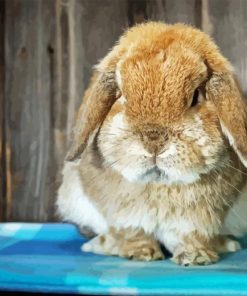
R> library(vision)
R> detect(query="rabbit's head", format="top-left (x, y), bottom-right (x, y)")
top-left (67, 22), bottom-right (247, 185)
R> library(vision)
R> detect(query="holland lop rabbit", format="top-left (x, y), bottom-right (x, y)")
top-left (57, 22), bottom-right (247, 265)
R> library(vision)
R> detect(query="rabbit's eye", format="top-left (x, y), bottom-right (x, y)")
top-left (190, 89), bottom-right (200, 107)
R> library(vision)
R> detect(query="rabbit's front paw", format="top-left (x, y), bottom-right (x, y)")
top-left (81, 234), bottom-right (119, 255)
top-left (172, 247), bottom-right (219, 266)
top-left (81, 228), bottom-right (164, 261)
top-left (121, 239), bottom-right (164, 261)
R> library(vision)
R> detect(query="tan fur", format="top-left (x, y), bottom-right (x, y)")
top-left (82, 227), bottom-right (164, 261)
top-left (58, 22), bottom-right (247, 265)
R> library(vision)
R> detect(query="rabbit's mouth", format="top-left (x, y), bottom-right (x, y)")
top-left (141, 166), bottom-right (167, 182)
top-left (143, 166), bottom-right (162, 177)
top-left (140, 165), bottom-right (201, 185)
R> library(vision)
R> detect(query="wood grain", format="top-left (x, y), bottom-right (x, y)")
top-left (147, 0), bottom-right (201, 26)
top-left (5, 0), bottom-right (55, 221)
top-left (0, 0), bottom-right (5, 221)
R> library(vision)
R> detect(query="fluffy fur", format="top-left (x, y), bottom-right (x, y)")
top-left (57, 22), bottom-right (247, 265)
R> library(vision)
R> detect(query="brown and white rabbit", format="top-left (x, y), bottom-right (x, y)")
top-left (57, 22), bottom-right (247, 265)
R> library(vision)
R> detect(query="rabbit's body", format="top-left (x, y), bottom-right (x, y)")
top-left (57, 22), bottom-right (247, 265)
top-left (57, 145), bottom-right (247, 263)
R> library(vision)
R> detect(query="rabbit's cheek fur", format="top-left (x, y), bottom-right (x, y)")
top-left (158, 119), bottom-right (226, 184)
top-left (99, 112), bottom-right (155, 182)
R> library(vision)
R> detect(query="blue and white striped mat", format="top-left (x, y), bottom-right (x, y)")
top-left (1, 223), bottom-right (247, 295)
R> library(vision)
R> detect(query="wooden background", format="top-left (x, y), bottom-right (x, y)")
top-left (0, 0), bottom-right (247, 222)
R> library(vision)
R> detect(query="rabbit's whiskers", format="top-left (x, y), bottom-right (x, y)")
top-left (225, 163), bottom-right (247, 176)
top-left (86, 158), bottom-right (123, 186)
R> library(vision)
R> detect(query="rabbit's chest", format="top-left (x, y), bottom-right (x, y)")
top-left (108, 185), bottom-right (198, 233)
top-left (108, 183), bottom-right (224, 238)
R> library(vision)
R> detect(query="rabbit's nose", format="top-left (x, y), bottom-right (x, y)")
top-left (140, 130), bottom-right (168, 155)
top-left (145, 130), bottom-right (160, 141)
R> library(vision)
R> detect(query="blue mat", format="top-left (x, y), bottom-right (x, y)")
top-left (0, 223), bottom-right (247, 295)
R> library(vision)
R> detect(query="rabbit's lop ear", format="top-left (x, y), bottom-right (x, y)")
top-left (65, 39), bottom-right (126, 161)
top-left (66, 69), bottom-right (118, 161)
top-left (206, 71), bottom-right (247, 167)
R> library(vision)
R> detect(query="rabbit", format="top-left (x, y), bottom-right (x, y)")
top-left (56, 22), bottom-right (247, 265)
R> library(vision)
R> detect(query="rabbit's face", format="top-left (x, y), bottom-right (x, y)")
top-left (66, 23), bottom-right (247, 176)
top-left (98, 47), bottom-right (227, 184)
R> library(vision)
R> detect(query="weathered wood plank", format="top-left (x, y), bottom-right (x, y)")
top-left (5, 0), bottom-right (56, 221)
top-left (0, 0), bottom-right (5, 221)
top-left (147, 0), bottom-right (201, 27)
top-left (202, 0), bottom-right (247, 94)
